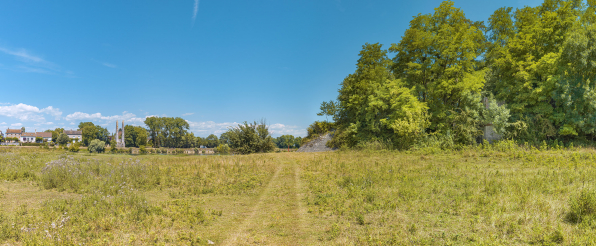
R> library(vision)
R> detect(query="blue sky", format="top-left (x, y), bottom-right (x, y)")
top-left (0, 0), bottom-right (542, 137)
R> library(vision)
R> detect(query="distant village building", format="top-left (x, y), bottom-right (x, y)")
top-left (37, 132), bottom-right (52, 142)
top-left (64, 130), bottom-right (82, 142)
top-left (5, 128), bottom-right (22, 142)
top-left (22, 132), bottom-right (37, 143)
top-left (20, 130), bottom-right (53, 143)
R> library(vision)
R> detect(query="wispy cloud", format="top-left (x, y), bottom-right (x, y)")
top-left (0, 47), bottom-right (45, 63)
top-left (192, 0), bottom-right (200, 26)
top-left (0, 45), bottom-right (73, 76)
top-left (102, 62), bottom-right (117, 68)
top-left (182, 113), bottom-right (194, 116)
top-left (15, 65), bottom-right (51, 74)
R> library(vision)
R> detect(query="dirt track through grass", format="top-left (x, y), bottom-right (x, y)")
top-left (223, 157), bottom-right (315, 245)
top-left (4, 148), bottom-right (596, 245)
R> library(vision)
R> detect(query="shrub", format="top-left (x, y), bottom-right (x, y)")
top-left (139, 145), bottom-right (147, 154)
top-left (566, 189), bottom-right (596, 224)
top-left (303, 121), bottom-right (336, 144)
top-left (21, 143), bottom-right (43, 147)
top-left (68, 143), bottom-right (80, 152)
top-left (224, 120), bottom-right (276, 154)
top-left (88, 139), bottom-right (106, 153)
top-left (216, 144), bottom-right (230, 154)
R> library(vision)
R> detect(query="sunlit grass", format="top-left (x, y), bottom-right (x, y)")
top-left (1, 145), bottom-right (596, 245)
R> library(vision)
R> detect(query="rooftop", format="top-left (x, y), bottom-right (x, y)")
top-left (64, 130), bottom-right (82, 135)
top-left (6, 129), bottom-right (22, 134)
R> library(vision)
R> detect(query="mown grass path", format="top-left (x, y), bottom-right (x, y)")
top-left (222, 157), bottom-right (317, 245)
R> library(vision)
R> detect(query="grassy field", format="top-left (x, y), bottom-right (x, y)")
top-left (1, 144), bottom-right (596, 245)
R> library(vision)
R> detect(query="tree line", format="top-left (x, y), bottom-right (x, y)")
top-left (314, 0), bottom-right (596, 149)
top-left (37, 116), bottom-right (301, 154)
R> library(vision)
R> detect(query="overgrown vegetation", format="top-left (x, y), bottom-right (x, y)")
top-left (223, 120), bottom-right (276, 154)
top-left (0, 148), bottom-right (277, 244)
top-left (316, 0), bottom-right (596, 150)
top-left (1, 146), bottom-right (596, 244)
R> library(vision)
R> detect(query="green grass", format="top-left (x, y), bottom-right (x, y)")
top-left (0, 145), bottom-right (596, 245)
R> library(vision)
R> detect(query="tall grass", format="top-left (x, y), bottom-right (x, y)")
top-left (2, 147), bottom-right (596, 244)
top-left (301, 147), bottom-right (596, 244)
top-left (0, 150), bottom-right (277, 244)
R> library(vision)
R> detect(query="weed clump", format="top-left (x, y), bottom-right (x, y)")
top-left (40, 157), bottom-right (161, 193)
top-left (566, 189), bottom-right (596, 224)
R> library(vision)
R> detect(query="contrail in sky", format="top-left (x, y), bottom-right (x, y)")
top-left (192, 0), bottom-right (200, 27)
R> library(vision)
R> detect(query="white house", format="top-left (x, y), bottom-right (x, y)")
top-left (64, 130), bottom-right (82, 142)
top-left (21, 132), bottom-right (37, 143)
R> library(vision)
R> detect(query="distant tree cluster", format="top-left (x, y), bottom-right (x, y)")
top-left (144, 117), bottom-right (191, 148)
top-left (79, 122), bottom-right (110, 146)
top-left (124, 125), bottom-right (148, 148)
top-left (62, 116), bottom-right (291, 155)
top-left (315, 0), bottom-right (596, 149)
top-left (273, 135), bottom-right (302, 149)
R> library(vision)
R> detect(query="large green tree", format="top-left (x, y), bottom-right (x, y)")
top-left (124, 125), bottom-right (148, 147)
top-left (46, 128), bottom-right (64, 143)
top-left (390, 0), bottom-right (487, 133)
top-left (332, 43), bottom-right (429, 149)
top-left (486, 0), bottom-right (595, 141)
top-left (144, 117), bottom-right (190, 148)
top-left (78, 122), bottom-right (110, 146)
top-left (206, 134), bottom-right (219, 148)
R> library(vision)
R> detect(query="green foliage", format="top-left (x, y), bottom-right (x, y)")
top-left (216, 144), bottom-right (230, 154)
top-left (68, 142), bottom-right (80, 152)
top-left (219, 131), bottom-right (232, 146)
top-left (567, 189), bottom-right (596, 224)
top-left (390, 0), bottom-right (487, 131)
top-left (56, 133), bottom-right (70, 146)
top-left (315, 0), bottom-right (596, 149)
top-left (124, 125), bottom-right (148, 148)
top-left (46, 128), bottom-right (64, 142)
top-left (88, 139), bottom-right (106, 153)
top-left (331, 43), bottom-right (430, 149)
top-left (79, 122), bottom-right (110, 146)
top-left (144, 116), bottom-right (189, 148)
top-left (306, 121), bottom-right (335, 139)
top-left (487, 0), bottom-right (596, 141)
top-left (317, 100), bottom-right (338, 122)
top-left (21, 143), bottom-right (43, 147)
top-left (481, 96), bottom-right (511, 136)
top-left (206, 134), bottom-right (219, 148)
top-left (274, 135), bottom-right (299, 149)
top-left (224, 120), bottom-right (276, 154)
